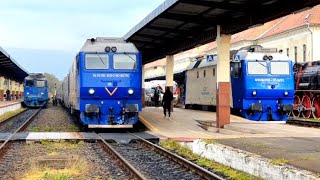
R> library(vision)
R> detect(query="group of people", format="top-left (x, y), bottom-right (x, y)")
top-left (152, 85), bottom-right (174, 119)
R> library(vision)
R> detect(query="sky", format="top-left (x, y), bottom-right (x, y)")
top-left (0, 0), bottom-right (165, 80)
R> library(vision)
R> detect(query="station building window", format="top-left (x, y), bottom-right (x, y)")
top-left (213, 68), bottom-right (215, 77)
top-left (286, 48), bottom-right (289, 57)
top-left (197, 71), bottom-right (199, 78)
top-left (303, 44), bottom-right (306, 62)
top-left (203, 70), bottom-right (206, 77)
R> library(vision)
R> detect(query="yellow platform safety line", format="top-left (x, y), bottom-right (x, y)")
top-left (139, 115), bottom-right (159, 132)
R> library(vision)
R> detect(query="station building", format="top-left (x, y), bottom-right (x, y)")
top-left (144, 5), bottom-right (320, 80)
top-left (0, 47), bottom-right (28, 101)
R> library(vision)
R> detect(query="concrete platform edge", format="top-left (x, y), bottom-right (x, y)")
top-left (180, 140), bottom-right (319, 180)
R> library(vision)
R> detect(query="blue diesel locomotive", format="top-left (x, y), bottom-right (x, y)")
top-left (230, 46), bottom-right (294, 121)
top-left (57, 37), bottom-right (142, 128)
top-left (184, 45), bottom-right (294, 121)
top-left (23, 73), bottom-right (49, 108)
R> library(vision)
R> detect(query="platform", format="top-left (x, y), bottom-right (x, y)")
top-left (139, 107), bottom-right (320, 173)
top-left (0, 100), bottom-right (22, 108)
top-left (0, 100), bottom-right (22, 116)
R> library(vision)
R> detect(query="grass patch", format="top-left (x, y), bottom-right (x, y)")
top-left (160, 140), bottom-right (262, 180)
top-left (302, 157), bottom-right (319, 161)
top-left (202, 139), bottom-right (217, 144)
top-left (38, 141), bottom-right (84, 152)
top-left (271, 158), bottom-right (289, 165)
top-left (31, 127), bottom-right (41, 132)
top-left (48, 151), bottom-right (59, 156)
top-left (0, 108), bottom-right (26, 123)
top-left (23, 155), bottom-right (88, 180)
top-left (67, 124), bottom-right (80, 131)
top-left (253, 143), bottom-right (268, 148)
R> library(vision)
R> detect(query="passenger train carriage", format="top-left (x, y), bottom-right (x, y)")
top-left (185, 45), bottom-right (294, 121)
top-left (57, 37), bottom-right (142, 128)
top-left (23, 73), bottom-right (49, 108)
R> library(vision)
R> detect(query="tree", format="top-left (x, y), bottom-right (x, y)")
top-left (44, 73), bottom-right (61, 96)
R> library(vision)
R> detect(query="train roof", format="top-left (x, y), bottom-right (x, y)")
top-left (80, 37), bottom-right (139, 53)
top-left (25, 73), bottom-right (47, 80)
top-left (233, 45), bottom-right (290, 62)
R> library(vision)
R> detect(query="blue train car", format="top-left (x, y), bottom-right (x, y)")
top-left (60, 37), bottom-right (142, 128)
top-left (231, 45), bottom-right (294, 121)
top-left (23, 73), bottom-right (49, 108)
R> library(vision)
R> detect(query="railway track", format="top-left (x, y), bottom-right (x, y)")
top-left (0, 108), bottom-right (28, 127)
top-left (0, 108), bottom-right (41, 151)
top-left (96, 132), bottom-right (224, 180)
top-left (287, 118), bottom-right (320, 128)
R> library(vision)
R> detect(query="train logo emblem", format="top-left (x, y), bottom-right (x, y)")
top-left (105, 87), bottom-right (118, 96)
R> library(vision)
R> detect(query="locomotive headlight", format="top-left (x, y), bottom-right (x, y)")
top-left (27, 92), bottom-right (30, 95)
top-left (252, 91), bottom-right (257, 96)
top-left (128, 89), bottom-right (134, 95)
top-left (41, 92), bottom-right (44, 95)
top-left (284, 91), bottom-right (288, 96)
top-left (89, 88), bottom-right (95, 95)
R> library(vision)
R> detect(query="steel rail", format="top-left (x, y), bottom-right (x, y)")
top-left (287, 119), bottom-right (320, 128)
top-left (129, 133), bottom-right (225, 180)
top-left (0, 108), bottom-right (28, 127)
top-left (0, 108), bottom-right (42, 151)
top-left (95, 133), bottom-right (147, 180)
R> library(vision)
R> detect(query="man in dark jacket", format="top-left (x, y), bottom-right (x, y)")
top-left (6, 89), bottom-right (10, 101)
top-left (162, 87), bottom-right (173, 119)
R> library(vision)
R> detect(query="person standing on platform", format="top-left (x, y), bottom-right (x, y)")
top-left (153, 86), bottom-right (160, 107)
top-left (6, 89), bottom-right (10, 101)
top-left (162, 87), bottom-right (173, 119)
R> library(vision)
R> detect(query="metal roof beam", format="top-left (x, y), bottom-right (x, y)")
top-left (161, 12), bottom-right (215, 25)
top-left (180, 0), bottom-right (249, 11)
top-left (146, 26), bottom-right (189, 34)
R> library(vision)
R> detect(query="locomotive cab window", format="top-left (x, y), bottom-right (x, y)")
top-left (25, 80), bottom-right (34, 87)
top-left (113, 54), bottom-right (137, 69)
top-left (270, 62), bottom-right (290, 75)
top-left (37, 80), bottom-right (46, 87)
top-left (85, 54), bottom-right (109, 69)
top-left (247, 61), bottom-right (267, 75)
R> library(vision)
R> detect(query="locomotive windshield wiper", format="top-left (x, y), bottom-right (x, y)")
top-left (124, 52), bottom-right (136, 62)
top-left (256, 60), bottom-right (267, 67)
top-left (96, 52), bottom-right (107, 67)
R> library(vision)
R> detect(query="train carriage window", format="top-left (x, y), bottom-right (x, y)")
top-left (270, 62), bottom-right (290, 75)
top-left (247, 62), bottom-right (267, 75)
top-left (85, 54), bottom-right (109, 69)
top-left (37, 80), bottom-right (46, 87)
top-left (25, 80), bottom-right (34, 87)
top-left (113, 54), bottom-right (137, 69)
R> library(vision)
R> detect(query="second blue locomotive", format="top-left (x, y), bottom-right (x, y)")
top-left (184, 45), bottom-right (294, 121)
top-left (57, 37), bottom-right (142, 128)
top-left (23, 73), bottom-right (49, 108)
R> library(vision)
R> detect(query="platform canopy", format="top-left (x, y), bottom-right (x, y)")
top-left (0, 47), bottom-right (29, 82)
top-left (124, 0), bottom-right (320, 64)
